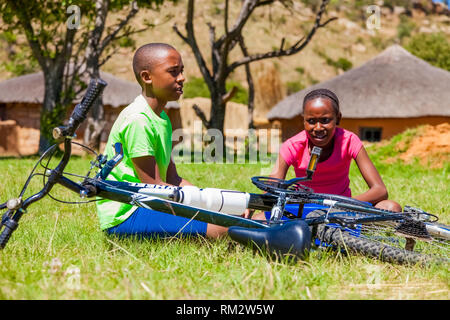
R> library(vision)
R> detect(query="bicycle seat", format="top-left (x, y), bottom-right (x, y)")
top-left (228, 220), bottom-right (312, 260)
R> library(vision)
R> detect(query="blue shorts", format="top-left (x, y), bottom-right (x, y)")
top-left (106, 207), bottom-right (208, 239)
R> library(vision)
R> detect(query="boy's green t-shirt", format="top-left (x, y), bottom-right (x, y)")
top-left (96, 94), bottom-right (173, 230)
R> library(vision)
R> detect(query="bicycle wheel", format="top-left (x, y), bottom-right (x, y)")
top-left (308, 209), bottom-right (449, 265)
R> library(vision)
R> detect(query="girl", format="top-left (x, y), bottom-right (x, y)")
top-left (270, 88), bottom-right (401, 212)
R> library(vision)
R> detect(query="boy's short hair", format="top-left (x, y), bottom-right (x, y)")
top-left (132, 43), bottom-right (177, 86)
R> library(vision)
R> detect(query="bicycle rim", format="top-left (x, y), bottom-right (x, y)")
top-left (309, 209), bottom-right (449, 265)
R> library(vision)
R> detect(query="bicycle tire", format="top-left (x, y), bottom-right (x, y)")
top-left (316, 225), bottom-right (435, 265)
top-left (309, 210), bottom-right (449, 265)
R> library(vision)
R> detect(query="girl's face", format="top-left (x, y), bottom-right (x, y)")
top-left (303, 97), bottom-right (341, 149)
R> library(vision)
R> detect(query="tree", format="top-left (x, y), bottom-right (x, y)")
top-left (0, 0), bottom-right (165, 154)
top-left (405, 32), bottom-right (450, 72)
top-left (82, 0), bottom-right (170, 150)
top-left (173, 0), bottom-right (336, 131)
top-left (2, 0), bottom-right (80, 153)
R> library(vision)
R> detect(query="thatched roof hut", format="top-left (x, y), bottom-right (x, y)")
top-left (267, 45), bottom-right (450, 141)
top-left (0, 71), bottom-right (180, 155)
top-left (0, 70), bottom-right (180, 109)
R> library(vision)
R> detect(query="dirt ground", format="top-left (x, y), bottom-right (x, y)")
top-left (395, 123), bottom-right (450, 168)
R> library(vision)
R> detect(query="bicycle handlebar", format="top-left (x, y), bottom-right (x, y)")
top-left (53, 78), bottom-right (108, 139)
top-left (0, 78), bottom-right (107, 249)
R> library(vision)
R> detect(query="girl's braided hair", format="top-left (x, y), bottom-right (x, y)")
top-left (302, 88), bottom-right (340, 125)
top-left (302, 88), bottom-right (340, 116)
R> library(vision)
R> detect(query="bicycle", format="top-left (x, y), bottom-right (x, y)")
top-left (0, 78), bottom-right (448, 266)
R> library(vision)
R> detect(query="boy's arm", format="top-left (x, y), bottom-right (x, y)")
top-left (131, 156), bottom-right (192, 187)
top-left (166, 159), bottom-right (193, 186)
top-left (131, 156), bottom-right (171, 186)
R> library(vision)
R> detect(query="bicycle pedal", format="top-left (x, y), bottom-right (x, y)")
top-left (394, 220), bottom-right (432, 242)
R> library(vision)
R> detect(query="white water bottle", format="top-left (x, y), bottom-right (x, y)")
top-left (178, 186), bottom-right (249, 216)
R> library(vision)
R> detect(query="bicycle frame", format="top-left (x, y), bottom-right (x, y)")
top-left (58, 174), bottom-right (271, 229)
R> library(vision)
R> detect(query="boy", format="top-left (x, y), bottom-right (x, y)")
top-left (96, 43), bottom-right (227, 238)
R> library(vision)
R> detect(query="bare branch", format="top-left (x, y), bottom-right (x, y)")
top-left (206, 22), bottom-right (216, 48)
top-left (215, 0), bottom-right (275, 80)
top-left (318, 16), bottom-right (338, 28)
top-left (222, 86), bottom-right (238, 104)
top-left (87, 0), bottom-right (109, 59)
top-left (192, 104), bottom-right (210, 129)
top-left (216, 0), bottom-right (259, 49)
top-left (98, 25), bottom-right (150, 67)
top-left (238, 36), bottom-right (255, 129)
top-left (6, 0), bottom-right (47, 71)
top-left (98, 46), bottom-right (120, 67)
top-left (100, 1), bottom-right (139, 52)
top-left (172, 24), bottom-right (189, 43)
top-left (174, 0), bottom-right (213, 85)
top-left (257, 0), bottom-right (276, 6)
top-left (227, 0), bottom-right (336, 72)
top-left (224, 0), bottom-right (229, 35)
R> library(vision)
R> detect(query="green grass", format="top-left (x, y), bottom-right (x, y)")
top-left (0, 142), bottom-right (448, 300)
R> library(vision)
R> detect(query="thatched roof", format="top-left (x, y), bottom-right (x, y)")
top-left (0, 71), bottom-right (179, 109)
top-left (267, 45), bottom-right (450, 120)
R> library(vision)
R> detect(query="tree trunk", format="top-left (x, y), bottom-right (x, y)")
top-left (38, 65), bottom-right (65, 154)
top-left (208, 84), bottom-right (228, 158)
top-left (83, 60), bottom-right (106, 151)
top-left (83, 0), bottom-right (108, 151)
top-left (209, 96), bottom-right (226, 133)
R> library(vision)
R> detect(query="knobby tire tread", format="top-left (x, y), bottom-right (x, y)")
top-left (316, 226), bottom-right (434, 265)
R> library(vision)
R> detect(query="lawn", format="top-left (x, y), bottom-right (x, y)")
top-left (0, 140), bottom-right (448, 300)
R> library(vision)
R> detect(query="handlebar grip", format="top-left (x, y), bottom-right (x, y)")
top-left (70, 78), bottom-right (107, 126)
top-left (54, 78), bottom-right (108, 139)
top-left (0, 218), bottom-right (18, 249)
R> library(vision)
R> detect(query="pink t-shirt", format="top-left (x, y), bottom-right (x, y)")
top-left (279, 128), bottom-right (363, 197)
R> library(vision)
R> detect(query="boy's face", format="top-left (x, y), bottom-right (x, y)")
top-left (142, 49), bottom-right (185, 101)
